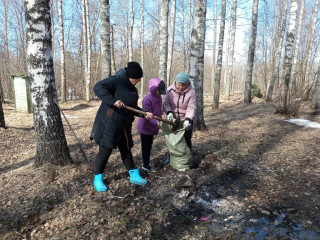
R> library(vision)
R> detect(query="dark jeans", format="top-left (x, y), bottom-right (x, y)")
top-left (184, 129), bottom-right (192, 150)
top-left (94, 137), bottom-right (135, 175)
top-left (140, 134), bottom-right (154, 167)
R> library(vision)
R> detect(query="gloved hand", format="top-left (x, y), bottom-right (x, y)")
top-left (167, 113), bottom-right (173, 121)
top-left (183, 120), bottom-right (191, 130)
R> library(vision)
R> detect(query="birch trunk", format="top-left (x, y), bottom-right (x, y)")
top-left (281, 0), bottom-right (298, 114)
top-left (110, 24), bottom-right (116, 75)
top-left (25, 0), bottom-right (72, 166)
top-left (167, 0), bottom-right (176, 86)
top-left (100, 0), bottom-right (111, 79)
top-left (211, 0), bottom-right (217, 95)
top-left (81, 0), bottom-right (88, 100)
top-left (244, 0), bottom-right (259, 103)
top-left (181, 0), bottom-right (186, 71)
top-left (266, 0), bottom-right (288, 102)
top-left (186, 0), bottom-right (192, 73)
top-left (128, 0), bottom-right (133, 62)
top-left (290, 0), bottom-right (304, 91)
top-left (303, 0), bottom-right (319, 88)
top-left (58, 0), bottom-right (66, 103)
top-left (85, 0), bottom-right (91, 101)
top-left (225, 0), bottom-right (237, 100)
top-left (213, 0), bottom-right (226, 109)
top-left (140, 0), bottom-right (145, 97)
top-left (190, 0), bottom-right (207, 130)
top-left (312, 66), bottom-right (320, 112)
top-left (158, 0), bottom-right (169, 81)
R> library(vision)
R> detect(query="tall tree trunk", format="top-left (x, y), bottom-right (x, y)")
top-left (312, 66), bottom-right (320, 112)
top-left (140, 0), bottom-right (145, 97)
top-left (158, 0), bottom-right (169, 81)
top-left (0, 79), bottom-right (5, 128)
top-left (85, 0), bottom-right (91, 101)
top-left (303, 0), bottom-right (319, 89)
top-left (290, 0), bottom-right (305, 91)
top-left (266, 0), bottom-right (288, 102)
top-left (186, 0), bottom-right (192, 73)
top-left (100, 0), bottom-right (111, 79)
top-left (244, 0), bottom-right (259, 103)
top-left (167, 0), bottom-right (176, 86)
top-left (211, 0), bottom-right (217, 95)
top-left (225, 0), bottom-right (237, 100)
top-left (181, 0), bottom-right (186, 72)
top-left (25, 0), bottom-right (72, 167)
top-left (81, 0), bottom-right (88, 100)
top-left (110, 24), bottom-right (116, 75)
top-left (213, 0), bottom-right (226, 109)
top-left (58, 0), bottom-right (66, 103)
top-left (128, 0), bottom-right (133, 61)
top-left (2, 0), bottom-right (10, 103)
top-left (281, 0), bottom-right (298, 114)
top-left (190, 0), bottom-right (207, 130)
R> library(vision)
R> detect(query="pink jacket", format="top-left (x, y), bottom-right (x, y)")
top-left (164, 82), bottom-right (196, 121)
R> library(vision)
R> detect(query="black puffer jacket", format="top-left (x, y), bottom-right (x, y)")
top-left (91, 68), bottom-right (143, 149)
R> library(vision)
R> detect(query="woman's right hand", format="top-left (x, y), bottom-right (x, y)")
top-left (113, 100), bottom-right (125, 108)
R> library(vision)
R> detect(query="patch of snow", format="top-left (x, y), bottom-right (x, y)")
top-left (285, 119), bottom-right (320, 128)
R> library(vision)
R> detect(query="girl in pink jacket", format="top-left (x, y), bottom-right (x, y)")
top-left (163, 72), bottom-right (196, 165)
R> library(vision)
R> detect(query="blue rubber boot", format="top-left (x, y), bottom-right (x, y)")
top-left (93, 174), bottom-right (108, 192)
top-left (128, 168), bottom-right (148, 185)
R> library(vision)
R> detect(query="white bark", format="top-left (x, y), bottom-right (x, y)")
top-left (140, 0), bottom-right (145, 97)
top-left (129, 0), bottom-right (133, 62)
top-left (85, 0), bottom-right (91, 101)
top-left (225, 0), bottom-right (237, 100)
top-left (58, 0), bottom-right (66, 102)
top-left (167, 0), bottom-right (176, 85)
top-left (282, 0), bottom-right (298, 113)
top-left (158, 0), bottom-right (169, 81)
top-left (189, 0), bottom-right (207, 130)
top-left (211, 0), bottom-right (217, 95)
top-left (26, 0), bottom-right (72, 166)
top-left (304, 0), bottom-right (319, 87)
top-left (100, 0), bottom-right (111, 79)
top-left (213, 0), bottom-right (226, 109)
top-left (290, 0), bottom-right (305, 90)
top-left (244, 0), bottom-right (259, 103)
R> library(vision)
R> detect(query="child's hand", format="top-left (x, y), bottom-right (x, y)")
top-left (145, 112), bottom-right (153, 119)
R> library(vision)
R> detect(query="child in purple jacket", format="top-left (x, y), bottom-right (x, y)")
top-left (137, 78), bottom-right (166, 172)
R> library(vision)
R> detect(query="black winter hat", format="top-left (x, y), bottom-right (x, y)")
top-left (125, 61), bottom-right (143, 79)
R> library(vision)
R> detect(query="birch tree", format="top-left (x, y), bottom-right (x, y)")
top-left (128, 0), bottom-right (133, 62)
top-left (140, 0), bottom-right (145, 97)
top-left (211, 0), bottom-right (217, 95)
top-left (266, 0), bottom-right (288, 102)
top-left (158, 0), bottom-right (169, 82)
top-left (100, 0), bottom-right (111, 79)
top-left (57, 0), bottom-right (66, 102)
top-left (190, 0), bottom-right (207, 130)
top-left (303, 0), bottom-right (319, 88)
top-left (281, 0), bottom-right (298, 114)
top-left (25, 0), bottom-right (72, 166)
top-left (225, 0), bottom-right (237, 99)
top-left (244, 0), bottom-right (259, 103)
top-left (167, 0), bottom-right (176, 86)
top-left (290, 0), bottom-right (304, 91)
top-left (110, 24), bottom-right (116, 75)
top-left (213, 0), bottom-right (226, 109)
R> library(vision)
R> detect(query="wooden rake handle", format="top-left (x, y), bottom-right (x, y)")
top-left (124, 105), bottom-right (176, 126)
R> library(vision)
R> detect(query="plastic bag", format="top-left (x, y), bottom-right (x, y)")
top-left (161, 121), bottom-right (191, 171)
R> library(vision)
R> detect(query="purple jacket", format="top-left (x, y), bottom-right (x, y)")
top-left (137, 78), bottom-right (164, 135)
top-left (164, 82), bottom-right (196, 121)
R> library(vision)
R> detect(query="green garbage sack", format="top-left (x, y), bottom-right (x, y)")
top-left (161, 121), bottom-right (191, 171)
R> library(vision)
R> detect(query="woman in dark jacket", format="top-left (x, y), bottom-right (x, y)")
top-left (91, 62), bottom-right (153, 192)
